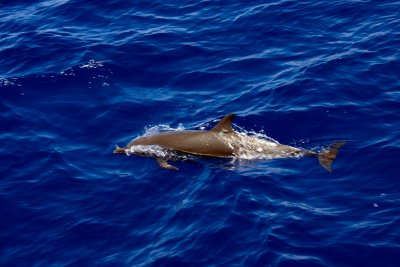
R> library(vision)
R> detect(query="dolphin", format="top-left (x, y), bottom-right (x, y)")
top-left (114, 114), bottom-right (345, 172)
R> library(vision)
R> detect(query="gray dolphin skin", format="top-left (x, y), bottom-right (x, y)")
top-left (115, 114), bottom-right (345, 172)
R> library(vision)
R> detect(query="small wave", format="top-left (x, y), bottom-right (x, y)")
top-left (0, 77), bottom-right (21, 87)
top-left (78, 59), bottom-right (105, 69)
top-left (60, 59), bottom-right (109, 75)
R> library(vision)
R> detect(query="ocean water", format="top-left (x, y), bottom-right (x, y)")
top-left (1, 0), bottom-right (399, 266)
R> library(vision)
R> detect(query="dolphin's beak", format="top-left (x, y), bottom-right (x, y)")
top-left (114, 148), bottom-right (126, 154)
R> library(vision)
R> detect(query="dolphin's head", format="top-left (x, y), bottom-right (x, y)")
top-left (114, 135), bottom-right (149, 154)
top-left (114, 135), bottom-right (150, 154)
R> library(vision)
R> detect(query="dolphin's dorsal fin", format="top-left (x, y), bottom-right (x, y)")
top-left (211, 113), bottom-right (235, 133)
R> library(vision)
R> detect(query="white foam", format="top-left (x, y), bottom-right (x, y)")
top-left (127, 145), bottom-right (191, 161)
top-left (216, 131), bottom-right (303, 160)
top-left (79, 59), bottom-right (104, 69)
top-left (127, 145), bottom-right (168, 157)
top-left (0, 78), bottom-right (21, 87)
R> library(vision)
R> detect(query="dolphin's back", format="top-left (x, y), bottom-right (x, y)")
top-left (129, 131), bottom-right (235, 157)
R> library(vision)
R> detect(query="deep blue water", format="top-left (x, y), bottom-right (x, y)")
top-left (1, 0), bottom-right (400, 266)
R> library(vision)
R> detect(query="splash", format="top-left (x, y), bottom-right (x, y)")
top-left (127, 145), bottom-right (191, 162)
top-left (220, 132), bottom-right (302, 160)
top-left (0, 77), bottom-right (21, 87)
top-left (79, 59), bottom-right (104, 69)
top-left (60, 59), bottom-right (107, 76)
top-left (233, 124), bottom-right (279, 143)
top-left (142, 123), bottom-right (186, 136)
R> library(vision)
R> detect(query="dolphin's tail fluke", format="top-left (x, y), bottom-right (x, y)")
top-left (317, 141), bottom-right (346, 172)
top-left (114, 148), bottom-right (126, 154)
